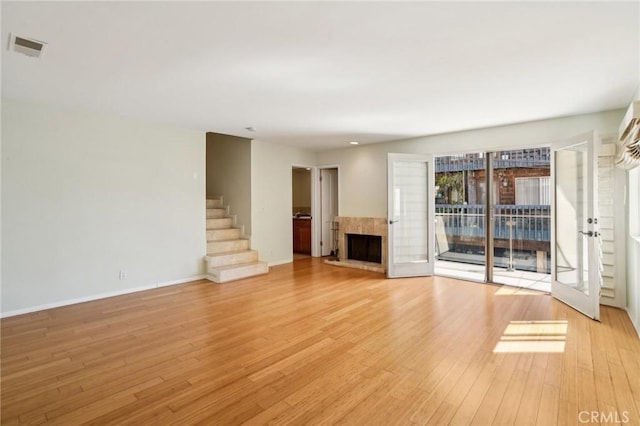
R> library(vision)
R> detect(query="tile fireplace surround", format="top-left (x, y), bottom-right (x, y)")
top-left (329, 216), bottom-right (387, 273)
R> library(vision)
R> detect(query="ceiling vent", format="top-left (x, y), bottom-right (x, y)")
top-left (8, 33), bottom-right (47, 58)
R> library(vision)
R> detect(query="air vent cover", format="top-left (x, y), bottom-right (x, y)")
top-left (9, 33), bottom-right (46, 58)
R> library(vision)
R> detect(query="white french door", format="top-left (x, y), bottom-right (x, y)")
top-left (387, 153), bottom-right (435, 278)
top-left (551, 131), bottom-right (601, 320)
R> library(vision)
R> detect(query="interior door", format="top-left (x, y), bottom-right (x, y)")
top-left (551, 131), bottom-right (601, 320)
top-left (387, 153), bottom-right (435, 278)
top-left (320, 168), bottom-right (338, 256)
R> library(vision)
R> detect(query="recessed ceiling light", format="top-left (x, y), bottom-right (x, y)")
top-left (245, 126), bottom-right (256, 132)
top-left (349, 141), bottom-right (359, 145)
top-left (305, 167), bottom-right (311, 171)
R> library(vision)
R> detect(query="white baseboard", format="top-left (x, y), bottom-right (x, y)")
top-left (156, 275), bottom-right (206, 287)
top-left (600, 297), bottom-right (625, 309)
top-left (268, 258), bottom-right (293, 267)
top-left (626, 307), bottom-right (640, 339)
top-left (0, 275), bottom-right (206, 318)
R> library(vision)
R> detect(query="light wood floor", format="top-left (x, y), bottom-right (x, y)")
top-left (2, 258), bottom-right (639, 425)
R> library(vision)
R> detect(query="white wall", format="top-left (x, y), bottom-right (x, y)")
top-left (1, 99), bottom-right (206, 315)
top-left (206, 132), bottom-right (252, 235)
top-left (251, 140), bottom-right (316, 265)
top-left (318, 110), bottom-right (624, 217)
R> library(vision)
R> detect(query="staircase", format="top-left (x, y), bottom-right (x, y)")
top-left (205, 197), bottom-right (269, 283)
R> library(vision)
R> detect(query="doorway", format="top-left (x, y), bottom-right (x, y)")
top-left (292, 166), bottom-right (312, 258)
top-left (319, 167), bottom-right (339, 257)
top-left (432, 134), bottom-right (602, 320)
top-left (434, 148), bottom-right (552, 292)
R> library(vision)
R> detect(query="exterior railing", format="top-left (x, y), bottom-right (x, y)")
top-left (435, 204), bottom-right (551, 242)
top-left (435, 148), bottom-right (550, 173)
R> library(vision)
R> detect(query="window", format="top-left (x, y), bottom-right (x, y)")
top-left (516, 177), bottom-right (550, 205)
top-left (477, 181), bottom-right (499, 205)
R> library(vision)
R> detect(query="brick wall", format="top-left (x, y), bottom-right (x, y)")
top-left (437, 167), bottom-right (550, 205)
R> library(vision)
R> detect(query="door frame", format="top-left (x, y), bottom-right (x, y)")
top-left (291, 164), bottom-right (317, 257)
top-left (312, 165), bottom-right (340, 257)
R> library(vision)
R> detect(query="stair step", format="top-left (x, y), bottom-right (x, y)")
top-left (206, 217), bottom-right (234, 229)
top-left (206, 208), bottom-right (227, 219)
top-left (206, 250), bottom-right (259, 268)
top-left (204, 195), bottom-right (269, 283)
top-left (206, 198), bottom-right (223, 208)
top-left (206, 228), bottom-right (242, 242)
top-left (207, 261), bottom-right (269, 283)
top-left (207, 239), bottom-right (249, 254)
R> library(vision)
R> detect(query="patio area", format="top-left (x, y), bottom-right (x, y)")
top-left (435, 259), bottom-right (551, 292)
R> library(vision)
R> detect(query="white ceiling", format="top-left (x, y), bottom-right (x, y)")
top-left (2, 1), bottom-right (639, 151)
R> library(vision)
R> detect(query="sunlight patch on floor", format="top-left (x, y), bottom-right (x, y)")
top-left (493, 320), bottom-right (568, 353)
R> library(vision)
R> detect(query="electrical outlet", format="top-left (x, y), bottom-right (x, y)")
top-left (118, 270), bottom-right (126, 280)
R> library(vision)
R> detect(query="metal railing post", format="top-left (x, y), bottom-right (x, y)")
top-left (508, 213), bottom-right (515, 271)
top-left (485, 154), bottom-right (494, 283)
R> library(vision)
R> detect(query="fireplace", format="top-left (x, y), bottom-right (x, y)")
top-left (325, 217), bottom-right (387, 274)
top-left (347, 234), bottom-right (382, 264)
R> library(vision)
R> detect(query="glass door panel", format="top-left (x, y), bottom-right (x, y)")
top-left (434, 152), bottom-right (486, 282)
top-left (492, 149), bottom-right (552, 292)
top-left (555, 147), bottom-right (588, 291)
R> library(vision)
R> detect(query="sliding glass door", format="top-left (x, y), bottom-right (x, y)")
top-left (433, 135), bottom-right (601, 319)
top-left (434, 152), bottom-right (486, 282)
top-left (491, 149), bottom-right (551, 292)
top-left (435, 148), bottom-right (553, 292)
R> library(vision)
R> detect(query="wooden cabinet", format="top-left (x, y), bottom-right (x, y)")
top-left (293, 219), bottom-right (312, 254)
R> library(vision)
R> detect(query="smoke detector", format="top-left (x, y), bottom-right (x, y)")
top-left (8, 33), bottom-right (47, 58)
